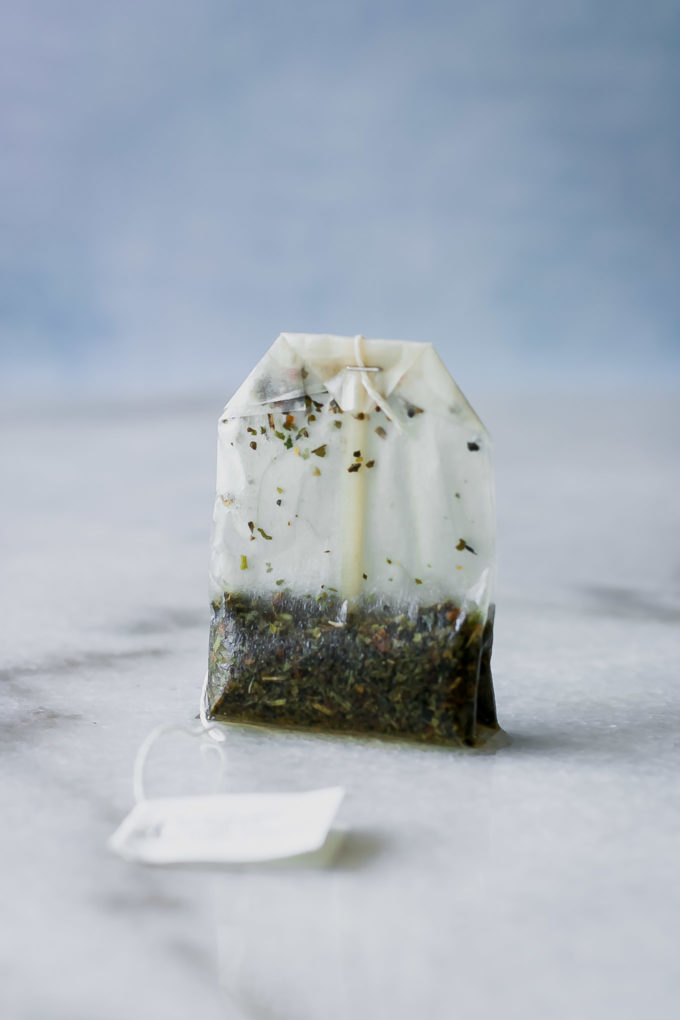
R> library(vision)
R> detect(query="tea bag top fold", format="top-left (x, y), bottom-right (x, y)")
top-left (223, 333), bottom-right (487, 433)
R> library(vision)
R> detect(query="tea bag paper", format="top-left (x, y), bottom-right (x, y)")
top-left (207, 333), bottom-right (499, 746)
top-left (211, 333), bottom-right (493, 608)
top-left (109, 787), bottom-right (345, 866)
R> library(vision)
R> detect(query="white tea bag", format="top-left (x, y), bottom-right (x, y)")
top-left (206, 334), bottom-right (498, 746)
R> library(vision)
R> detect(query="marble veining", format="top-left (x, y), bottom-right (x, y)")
top-left (1, 393), bottom-right (679, 1020)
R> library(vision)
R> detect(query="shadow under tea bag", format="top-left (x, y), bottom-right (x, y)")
top-left (206, 333), bottom-right (499, 746)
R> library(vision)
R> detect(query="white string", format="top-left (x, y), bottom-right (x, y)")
top-left (132, 678), bottom-right (227, 803)
top-left (352, 335), bottom-right (404, 432)
top-left (200, 669), bottom-right (226, 741)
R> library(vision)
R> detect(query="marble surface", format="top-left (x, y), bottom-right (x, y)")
top-left (1, 391), bottom-right (679, 1020)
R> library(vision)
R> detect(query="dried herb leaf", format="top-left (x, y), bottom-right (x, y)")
top-left (456, 539), bottom-right (477, 554)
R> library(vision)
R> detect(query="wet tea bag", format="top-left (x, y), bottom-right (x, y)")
top-left (206, 333), bottom-right (499, 746)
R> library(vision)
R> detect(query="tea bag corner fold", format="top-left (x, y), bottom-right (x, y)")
top-left (207, 333), bottom-right (500, 747)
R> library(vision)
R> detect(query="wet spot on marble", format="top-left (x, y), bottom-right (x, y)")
top-left (99, 889), bottom-right (189, 915)
top-left (1, 646), bottom-right (169, 683)
top-left (123, 608), bottom-right (206, 636)
top-left (165, 935), bottom-right (217, 977)
top-left (332, 829), bottom-right (387, 870)
top-left (0, 705), bottom-right (83, 751)
top-left (582, 585), bottom-right (680, 625)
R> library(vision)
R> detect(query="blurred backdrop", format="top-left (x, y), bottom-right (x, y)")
top-left (1, 0), bottom-right (679, 399)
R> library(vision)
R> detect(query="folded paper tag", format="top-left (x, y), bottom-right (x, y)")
top-left (109, 787), bottom-right (345, 865)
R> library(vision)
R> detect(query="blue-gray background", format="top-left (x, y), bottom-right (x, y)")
top-left (2, 0), bottom-right (678, 398)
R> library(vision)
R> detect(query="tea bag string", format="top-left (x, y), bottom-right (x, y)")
top-left (349, 334), bottom-right (404, 433)
top-left (132, 673), bottom-right (226, 803)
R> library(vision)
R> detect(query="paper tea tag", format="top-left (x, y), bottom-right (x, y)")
top-left (109, 787), bottom-right (345, 865)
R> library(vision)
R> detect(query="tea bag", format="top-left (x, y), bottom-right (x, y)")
top-left (206, 333), bottom-right (499, 746)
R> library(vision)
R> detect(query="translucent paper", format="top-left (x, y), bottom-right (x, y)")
top-left (206, 333), bottom-right (499, 746)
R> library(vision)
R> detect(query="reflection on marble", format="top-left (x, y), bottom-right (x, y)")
top-left (1, 393), bottom-right (679, 1020)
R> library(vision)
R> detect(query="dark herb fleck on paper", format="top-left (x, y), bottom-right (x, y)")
top-left (456, 539), bottom-right (477, 554)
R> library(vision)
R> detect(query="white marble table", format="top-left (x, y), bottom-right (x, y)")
top-left (1, 391), bottom-right (679, 1020)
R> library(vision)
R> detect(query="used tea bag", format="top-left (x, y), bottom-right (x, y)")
top-left (206, 333), bottom-right (499, 746)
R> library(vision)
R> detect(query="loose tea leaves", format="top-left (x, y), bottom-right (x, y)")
top-left (208, 592), bottom-right (497, 746)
